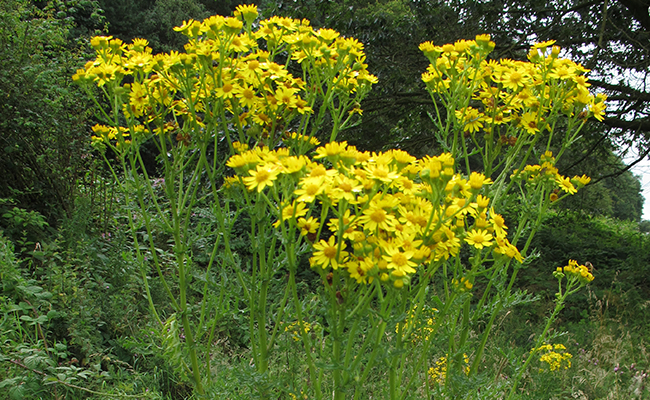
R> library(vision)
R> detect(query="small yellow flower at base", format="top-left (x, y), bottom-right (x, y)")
top-left (561, 260), bottom-right (594, 283)
top-left (534, 343), bottom-right (573, 372)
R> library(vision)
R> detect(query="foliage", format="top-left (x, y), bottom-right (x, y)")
top-left (0, 227), bottom-right (159, 399)
top-left (2, 2), bottom-right (649, 400)
top-left (521, 211), bottom-right (650, 324)
top-left (0, 0), bottom-right (97, 228)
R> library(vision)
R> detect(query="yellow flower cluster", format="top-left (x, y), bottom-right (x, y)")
top-left (396, 305), bottom-right (437, 343)
top-left (284, 320), bottom-right (311, 342)
top-left (534, 343), bottom-right (573, 372)
top-left (74, 5), bottom-right (376, 149)
top-left (556, 259), bottom-right (595, 283)
top-left (420, 35), bottom-right (606, 138)
top-left (227, 141), bottom-right (523, 288)
top-left (511, 151), bottom-right (590, 201)
top-left (428, 354), bottom-right (470, 385)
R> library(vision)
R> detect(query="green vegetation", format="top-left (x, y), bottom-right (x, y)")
top-left (1, 1), bottom-right (650, 399)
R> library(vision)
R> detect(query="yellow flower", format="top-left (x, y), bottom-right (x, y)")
top-left (359, 201), bottom-right (398, 233)
top-left (533, 40), bottom-right (556, 49)
top-left (346, 259), bottom-right (373, 284)
top-left (571, 174), bottom-right (591, 187)
top-left (329, 175), bottom-right (362, 204)
top-left (295, 176), bottom-right (327, 203)
top-left (589, 100), bottom-right (606, 121)
top-left (297, 217), bottom-right (320, 235)
top-left (310, 236), bottom-right (348, 270)
top-left (475, 194), bottom-right (490, 209)
top-left (215, 80), bottom-right (238, 99)
top-left (534, 343), bottom-right (573, 372)
top-left (227, 151), bottom-right (261, 170)
top-left (316, 28), bottom-right (340, 42)
top-left (455, 107), bottom-right (484, 133)
top-left (234, 4), bottom-right (258, 24)
top-left (274, 86), bottom-right (299, 107)
top-left (383, 245), bottom-right (417, 277)
top-left (556, 176), bottom-right (577, 194)
top-left (314, 141), bottom-right (349, 160)
top-left (502, 68), bottom-right (529, 91)
top-left (489, 208), bottom-right (507, 238)
top-left (452, 277), bottom-right (473, 291)
top-left (520, 112), bottom-right (540, 134)
top-left (235, 84), bottom-right (258, 108)
top-left (243, 164), bottom-right (280, 192)
top-left (465, 229), bottom-right (493, 249)
top-left (273, 202), bottom-right (308, 227)
top-left (364, 162), bottom-right (399, 183)
top-left (562, 259), bottom-right (594, 283)
top-left (468, 172), bottom-right (492, 190)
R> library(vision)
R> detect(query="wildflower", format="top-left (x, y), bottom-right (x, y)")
top-left (556, 176), bottom-right (577, 194)
top-left (314, 141), bottom-right (348, 160)
top-left (310, 236), bottom-right (348, 270)
top-left (429, 354), bottom-right (470, 385)
top-left (465, 229), bottom-right (493, 249)
top-left (490, 209), bottom-right (507, 238)
top-left (383, 245), bottom-right (417, 277)
top-left (455, 107), bottom-right (484, 133)
top-left (589, 100), bottom-right (606, 121)
top-left (215, 80), bottom-right (237, 99)
top-left (284, 320), bottom-right (310, 341)
top-left (520, 112), bottom-right (540, 134)
top-left (533, 40), bottom-right (556, 49)
top-left (295, 176), bottom-right (327, 203)
top-left (534, 343), bottom-right (573, 372)
top-left (346, 259), bottom-right (373, 284)
top-left (235, 84), bottom-right (258, 108)
top-left (234, 4), bottom-right (258, 24)
top-left (297, 217), bottom-right (320, 235)
top-left (243, 164), bottom-right (280, 192)
top-left (571, 174), bottom-right (591, 188)
top-left (468, 172), bottom-right (493, 190)
top-left (502, 68), bottom-right (528, 91)
top-left (365, 162), bottom-right (399, 183)
top-left (358, 201), bottom-right (398, 233)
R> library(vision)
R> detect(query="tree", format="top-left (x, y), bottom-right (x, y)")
top-left (261, 0), bottom-right (648, 220)
top-left (96, 0), bottom-right (244, 53)
top-left (0, 0), bottom-right (98, 227)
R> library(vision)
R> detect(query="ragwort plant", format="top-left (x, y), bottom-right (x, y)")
top-left (74, 4), bottom-right (375, 396)
top-left (76, 5), bottom-right (602, 398)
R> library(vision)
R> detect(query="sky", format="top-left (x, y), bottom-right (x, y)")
top-left (624, 153), bottom-right (650, 221)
